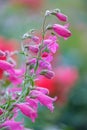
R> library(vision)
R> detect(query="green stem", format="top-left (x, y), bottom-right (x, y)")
top-left (33, 15), bottom-right (47, 75)
top-left (42, 15), bottom-right (46, 40)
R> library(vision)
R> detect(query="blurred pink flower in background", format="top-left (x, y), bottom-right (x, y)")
top-left (0, 36), bottom-right (19, 79)
top-left (11, 0), bottom-right (44, 10)
top-left (36, 66), bottom-right (78, 104)
top-left (55, 66), bottom-right (78, 87)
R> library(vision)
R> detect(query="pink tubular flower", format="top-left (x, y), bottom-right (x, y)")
top-left (14, 68), bottom-right (25, 76)
top-left (0, 60), bottom-right (15, 74)
top-left (8, 68), bottom-right (25, 85)
top-left (44, 36), bottom-right (59, 53)
top-left (16, 103), bottom-right (38, 122)
top-left (32, 36), bottom-right (40, 43)
top-left (39, 60), bottom-right (52, 70)
top-left (56, 12), bottom-right (68, 22)
top-left (7, 87), bottom-right (22, 99)
top-left (9, 75), bottom-right (23, 85)
top-left (26, 97), bottom-right (38, 110)
top-left (1, 120), bottom-right (24, 130)
top-left (35, 87), bottom-right (49, 94)
top-left (53, 24), bottom-right (71, 39)
top-left (7, 86), bottom-right (22, 94)
top-left (29, 45), bottom-right (39, 54)
top-left (42, 53), bottom-right (53, 62)
top-left (30, 90), bottom-right (57, 112)
top-left (41, 52), bottom-right (49, 57)
top-left (27, 58), bottom-right (36, 66)
top-left (0, 60), bottom-right (14, 70)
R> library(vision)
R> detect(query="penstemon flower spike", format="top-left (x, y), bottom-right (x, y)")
top-left (0, 9), bottom-right (71, 129)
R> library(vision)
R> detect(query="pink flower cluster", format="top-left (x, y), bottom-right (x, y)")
top-left (24, 35), bottom-right (58, 79)
top-left (16, 87), bottom-right (57, 122)
top-left (0, 9), bottom-right (71, 129)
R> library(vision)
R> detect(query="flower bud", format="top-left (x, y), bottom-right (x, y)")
top-left (56, 12), bottom-right (68, 22)
top-left (41, 52), bottom-right (49, 57)
top-left (53, 24), bottom-right (71, 39)
top-left (43, 39), bottom-right (52, 45)
top-left (39, 60), bottom-right (52, 70)
top-left (27, 58), bottom-right (36, 66)
top-left (29, 45), bottom-right (39, 53)
top-left (40, 70), bottom-right (55, 79)
top-left (32, 36), bottom-right (40, 43)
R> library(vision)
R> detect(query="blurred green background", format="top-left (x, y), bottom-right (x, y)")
top-left (0, 0), bottom-right (87, 130)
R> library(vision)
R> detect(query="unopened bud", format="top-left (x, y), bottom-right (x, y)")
top-left (26, 58), bottom-right (36, 66)
top-left (32, 36), bottom-right (40, 43)
top-left (41, 52), bottom-right (49, 57)
top-left (56, 12), bottom-right (68, 22)
top-left (29, 45), bottom-right (39, 53)
top-left (39, 60), bottom-right (52, 69)
top-left (40, 70), bottom-right (55, 79)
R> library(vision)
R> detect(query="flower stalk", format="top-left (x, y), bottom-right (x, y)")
top-left (0, 8), bottom-right (71, 129)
